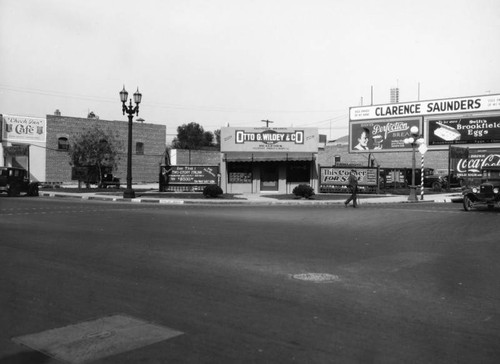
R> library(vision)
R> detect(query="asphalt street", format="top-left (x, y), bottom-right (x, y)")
top-left (1, 197), bottom-right (499, 363)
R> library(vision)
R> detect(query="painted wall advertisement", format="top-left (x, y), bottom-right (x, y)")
top-left (320, 167), bottom-right (378, 187)
top-left (428, 115), bottom-right (500, 146)
top-left (220, 127), bottom-right (318, 153)
top-left (349, 118), bottom-right (421, 153)
top-left (1, 114), bottom-right (46, 142)
top-left (453, 148), bottom-right (500, 178)
top-left (170, 166), bottom-right (219, 185)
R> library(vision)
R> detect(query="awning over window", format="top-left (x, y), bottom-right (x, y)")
top-left (224, 152), bottom-right (316, 162)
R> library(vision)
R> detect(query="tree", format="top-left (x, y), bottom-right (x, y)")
top-left (172, 122), bottom-right (215, 149)
top-left (68, 126), bottom-right (122, 186)
top-left (213, 129), bottom-right (221, 149)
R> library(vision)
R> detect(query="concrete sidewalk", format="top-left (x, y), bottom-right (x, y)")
top-left (38, 185), bottom-right (462, 205)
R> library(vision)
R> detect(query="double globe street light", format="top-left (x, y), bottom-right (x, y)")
top-left (404, 126), bottom-right (426, 202)
top-left (119, 86), bottom-right (142, 198)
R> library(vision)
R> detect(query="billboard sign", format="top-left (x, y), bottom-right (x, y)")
top-left (349, 117), bottom-right (421, 153)
top-left (221, 127), bottom-right (318, 153)
top-left (427, 115), bottom-right (500, 146)
top-left (453, 148), bottom-right (500, 178)
top-left (169, 165), bottom-right (219, 185)
top-left (350, 93), bottom-right (500, 121)
top-left (320, 167), bottom-right (378, 187)
top-left (1, 114), bottom-right (46, 142)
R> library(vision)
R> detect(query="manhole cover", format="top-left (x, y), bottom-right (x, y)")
top-left (292, 273), bottom-right (340, 283)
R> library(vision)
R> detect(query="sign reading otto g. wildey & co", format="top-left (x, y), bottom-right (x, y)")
top-left (221, 127), bottom-right (318, 153)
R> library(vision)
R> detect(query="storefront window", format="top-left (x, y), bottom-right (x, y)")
top-left (286, 161), bottom-right (310, 183)
top-left (228, 162), bottom-right (252, 183)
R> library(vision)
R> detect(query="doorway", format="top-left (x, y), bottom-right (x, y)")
top-left (260, 162), bottom-right (279, 191)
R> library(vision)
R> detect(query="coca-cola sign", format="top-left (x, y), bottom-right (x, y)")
top-left (454, 148), bottom-right (500, 177)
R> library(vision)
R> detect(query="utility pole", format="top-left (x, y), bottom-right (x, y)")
top-left (261, 119), bottom-right (274, 128)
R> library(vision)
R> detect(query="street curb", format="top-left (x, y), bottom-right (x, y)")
top-left (38, 192), bottom-right (453, 205)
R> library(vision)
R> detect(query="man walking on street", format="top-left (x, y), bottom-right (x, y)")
top-left (345, 169), bottom-right (358, 208)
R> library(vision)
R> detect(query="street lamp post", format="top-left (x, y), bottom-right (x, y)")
top-left (404, 126), bottom-right (425, 202)
top-left (119, 86), bottom-right (142, 199)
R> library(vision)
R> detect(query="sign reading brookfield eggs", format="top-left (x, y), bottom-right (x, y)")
top-left (1, 114), bottom-right (46, 142)
top-left (350, 94), bottom-right (500, 121)
top-left (221, 127), bottom-right (318, 152)
top-left (428, 115), bottom-right (500, 145)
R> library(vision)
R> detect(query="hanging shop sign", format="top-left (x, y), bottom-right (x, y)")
top-left (427, 115), bottom-right (500, 145)
top-left (169, 165), bottom-right (219, 185)
top-left (350, 93), bottom-right (500, 121)
top-left (221, 127), bottom-right (318, 153)
top-left (349, 117), bottom-right (421, 153)
top-left (1, 114), bottom-right (46, 142)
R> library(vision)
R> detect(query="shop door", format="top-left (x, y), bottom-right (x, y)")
top-left (260, 163), bottom-right (279, 191)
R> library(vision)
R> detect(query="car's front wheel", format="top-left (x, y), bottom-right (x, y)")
top-left (7, 184), bottom-right (20, 197)
top-left (463, 195), bottom-right (474, 211)
top-left (432, 181), bottom-right (442, 192)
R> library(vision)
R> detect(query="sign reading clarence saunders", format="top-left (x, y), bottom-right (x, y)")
top-left (1, 114), bottom-right (46, 142)
top-left (350, 94), bottom-right (500, 121)
top-left (221, 127), bottom-right (318, 153)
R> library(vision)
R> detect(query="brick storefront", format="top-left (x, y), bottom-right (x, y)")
top-left (46, 115), bottom-right (166, 183)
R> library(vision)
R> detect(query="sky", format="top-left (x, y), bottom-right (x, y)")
top-left (1, 0), bottom-right (499, 141)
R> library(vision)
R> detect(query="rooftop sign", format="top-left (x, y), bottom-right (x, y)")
top-left (221, 127), bottom-right (318, 153)
top-left (350, 94), bottom-right (500, 121)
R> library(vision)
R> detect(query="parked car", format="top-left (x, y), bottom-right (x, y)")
top-left (0, 167), bottom-right (39, 197)
top-left (98, 173), bottom-right (120, 189)
top-left (424, 174), bottom-right (463, 191)
top-left (462, 166), bottom-right (500, 211)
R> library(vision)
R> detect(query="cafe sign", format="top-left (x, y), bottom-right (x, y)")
top-left (2, 114), bottom-right (46, 142)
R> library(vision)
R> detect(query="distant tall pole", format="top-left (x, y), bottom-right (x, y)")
top-left (371, 85), bottom-right (373, 105)
top-left (261, 119), bottom-right (274, 128)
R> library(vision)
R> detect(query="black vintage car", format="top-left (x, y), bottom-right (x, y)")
top-left (424, 173), bottom-right (463, 191)
top-left (0, 167), bottom-right (39, 197)
top-left (463, 166), bottom-right (500, 211)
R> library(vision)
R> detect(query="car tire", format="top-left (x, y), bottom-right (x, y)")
top-left (28, 183), bottom-right (39, 197)
top-left (432, 181), bottom-right (442, 192)
top-left (463, 195), bottom-right (474, 211)
top-left (8, 184), bottom-right (21, 197)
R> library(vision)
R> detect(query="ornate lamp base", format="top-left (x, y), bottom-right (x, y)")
top-left (123, 189), bottom-right (136, 199)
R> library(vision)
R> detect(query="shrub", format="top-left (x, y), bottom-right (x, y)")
top-left (203, 184), bottom-right (223, 198)
top-left (292, 184), bottom-right (315, 199)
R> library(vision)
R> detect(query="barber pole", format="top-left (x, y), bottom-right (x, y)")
top-left (420, 154), bottom-right (424, 200)
top-left (418, 143), bottom-right (428, 201)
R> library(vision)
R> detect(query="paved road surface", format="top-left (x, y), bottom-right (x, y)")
top-left (1, 197), bottom-right (498, 363)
